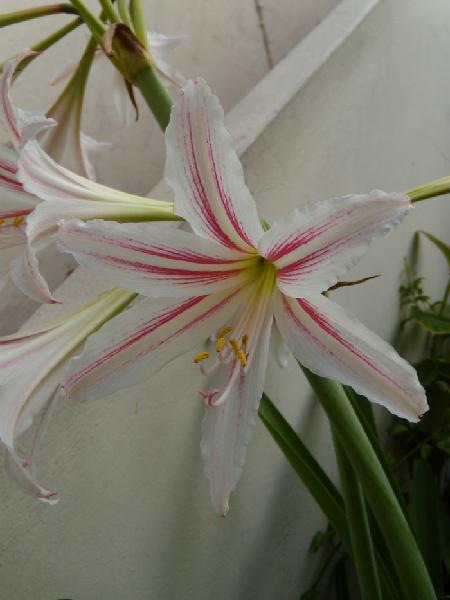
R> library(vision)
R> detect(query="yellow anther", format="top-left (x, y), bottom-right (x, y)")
top-left (0, 219), bottom-right (4, 225)
top-left (229, 338), bottom-right (247, 367)
top-left (216, 326), bottom-right (232, 353)
top-left (217, 326), bottom-right (232, 338)
top-left (216, 337), bottom-right (226, 353)
top-left (241, 334), bottom-right (248, 351)
top-left (193, 351), bottom-right (209, 364)
top-left (12, 216), bottom-right (24, 227)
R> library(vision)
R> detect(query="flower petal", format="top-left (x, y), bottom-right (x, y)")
top-left (58, 219), bottom-right (257, 297)
top-left (200, 281), bottom-right (274, 515)
top-left (0, 288), bottom-right (134, 499)
top-left (148, 31), bottom-right (186, 51)
top-left (165, 78), bottom-right (263, 251)
top-left (0, 144), bottom-right (39, 213)
top-left (270, 321), bottom-right (290, 368)
top-left (14, 140), bottom-right (174, 303)
top-left (274, 292), bottom-right (427, 421)
top-left (63, 286), bottom-right (249, 403)
top-left (0, 52), bottom-right (55, 149)
top-left (259, 191), bottom-right (411, 296)
top-left (10, 242), bottom-right (57, 304)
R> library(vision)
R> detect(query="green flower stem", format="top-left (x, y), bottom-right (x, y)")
top-left (259, 394), bottom-right (402, 600)
top-left (70, 0), bottom-right (171, 131)
top-left (98, 0), bottom-right (119, 23)
top-left (332, 428), bottom-right (382, 600)
top-left (407, 176), bottom-right (450, 203)
top-left (0, 17), bottom-right (82, 75)
top-left (132, 66), bottom-right (173, 130)
top-left (302, 367), bottom-right (437, 600)
top-left (0, 4), bottom-right (77, 28)
top-left (129, 0), bottom-right (149, 49)
top-left (69, 0), bottom-right (105, 44)
top-left (117, 0), bottom-right (131, 26)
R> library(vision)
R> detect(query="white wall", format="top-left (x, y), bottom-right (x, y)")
top-left (0, 1), bottom-right (450, 599)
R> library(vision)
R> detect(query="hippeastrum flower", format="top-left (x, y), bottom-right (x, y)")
top-left (0, 287), bottom-right (135, 502)
top-left (50, 31), bottom-right (186, 126)
top-left (57, 79), bottom-right (427, 515)
top-left (0, 53), bottom-right (177, 304)
top-left (0, 52), bottom-right (55, 293)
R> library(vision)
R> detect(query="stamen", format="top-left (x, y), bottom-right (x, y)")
top-left (217, 326), bottom-right (232, 338)
top-left (229, 338), bottom-right (247, 367)
top-left (0, 218), bottom-right (4, 225)
top-left (12, 216), bottom-right (24, 227)
top-left (193, 351), bottom-right (209, 363)
top-left (241, 334), bottom-right (248, 352)
top-left (215, 326), bottom-right (232, 353)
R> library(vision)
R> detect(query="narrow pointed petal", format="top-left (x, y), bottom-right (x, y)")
top-left (0, 144), bottom-right (38, 212)
top-left (274, 292), bottom-right (427, 421)
top-left (201, 283), bottom-right (274, 515)
top-left (165, 78), bottom-right (263, 251)
top-left (10, 242), bottom-right (57, 304)
top-left (64, 286), bottom-right (249, 403)
top-left (259, 191), bottom-right (411, 297)
top-left (0, 288), bottom-right (134, 499)
top-left (58, 219), bottom-right (257, 297)
top-left (17, 139), bottom-right (172, 209)
top-left (0, 52), bottom-right (55, 149)
top-left (14, 141), bottom-right (174, 303)
top-left (43, 97), bottom-right (110, 180)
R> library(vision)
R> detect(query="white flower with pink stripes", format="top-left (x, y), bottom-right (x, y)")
top-left (0, 52), bottom-right (176, 304)
top-left (0, 52), bottom-right (55, 293)
top-left (0, 288), bottom-right (133, 503)
top-left (57, 79), bottom-right (427, 515)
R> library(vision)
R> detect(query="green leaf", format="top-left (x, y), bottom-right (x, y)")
top-left (259, 393), bottom-right (404, 600)
top-left (438, 496), bottom-right (450, 577)
top-left (310, 530), bottom-right (327, 553)
top-left (418, 231), bottom-right (450, 267)
top-left (409, 459), bottom-right (444, 594)
top-left (258, 394), bottom-right (348, 545)
top-left (416, 360), bottom-right (439, 385)
top-left (300, 590), bottom-right (321, 600)
top-left (411, 308), bottom-right (450, 334)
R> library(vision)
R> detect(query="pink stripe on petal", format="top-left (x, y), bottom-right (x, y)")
top-left (67, 287), bottom-right (243, 391)
top-left (295, 298), bottom-right (411, 396)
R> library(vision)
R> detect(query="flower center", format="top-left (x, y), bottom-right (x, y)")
top-left (194, 261), bottom-right (276, 408)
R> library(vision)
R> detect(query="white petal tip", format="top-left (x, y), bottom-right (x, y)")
top-left (215, 499), bottom-right (229, 518)
top-left (38, 493), bottom-right (59, 506)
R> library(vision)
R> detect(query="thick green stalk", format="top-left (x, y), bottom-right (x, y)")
top-left (0, 4), bottom-right (77, 27)
top-left (332, 429), bottom-right (382, 600)
top-left (129, 0), bottom-right (148, 48)
top-left (132, 66), bottom-right (172, 130)
top-left (259, 394), bottom-right (403, 600)
top-left (302, 368), bottom-right (437, 600)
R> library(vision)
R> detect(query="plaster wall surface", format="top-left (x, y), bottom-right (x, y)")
top-left (0, 1), bottom-right (449, 599)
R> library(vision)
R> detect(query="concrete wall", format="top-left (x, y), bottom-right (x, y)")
top-left (0, 1), bottom-right (450, 599)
